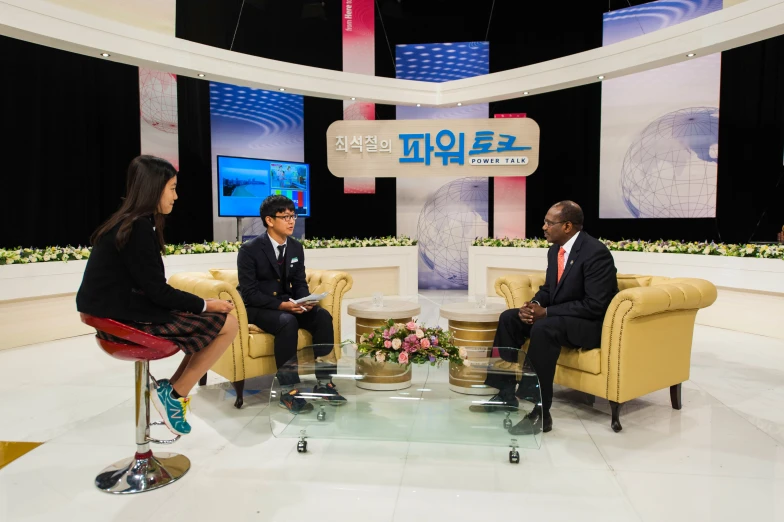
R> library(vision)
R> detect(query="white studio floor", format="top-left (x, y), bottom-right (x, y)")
top-left (0, 290), bottom-right (783, 522)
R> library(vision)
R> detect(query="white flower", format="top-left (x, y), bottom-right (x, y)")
top-left (375, 351), bottom-right (386, 362)
top-left (459, 347), bottom-right (468, 359)
top-left (415, 329), bottom-right (425, 339)
top-left (359, 334), bottom-right (367, 344)
top-left (391, 338), bottom-right (402, 349)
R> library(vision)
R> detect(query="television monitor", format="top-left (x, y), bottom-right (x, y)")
top-left (217, 155), bottom-right (311, 218)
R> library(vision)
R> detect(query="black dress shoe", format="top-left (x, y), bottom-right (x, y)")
top-left (469, 393), bottom-right (519, 413)
top-left (508, 406), bottom-right (552, 435)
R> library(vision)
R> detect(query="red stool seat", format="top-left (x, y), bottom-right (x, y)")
top-left (79, 313), bottom-right (189, 494)
top-left (80, 313), bottom-right (179, 361)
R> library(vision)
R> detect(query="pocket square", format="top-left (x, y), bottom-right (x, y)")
top-left (291, 257), bottom-right (299, 264)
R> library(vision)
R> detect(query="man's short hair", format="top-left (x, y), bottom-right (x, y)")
top-left (554, 201), bottom-right (584, 229)
top-left (259, 195), bottom-right (295, 228)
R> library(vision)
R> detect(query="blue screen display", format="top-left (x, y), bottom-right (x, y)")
top-left (217, 156), bottom-right (310, 218)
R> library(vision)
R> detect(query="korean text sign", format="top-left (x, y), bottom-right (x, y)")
top-left (326, 118), bottom-right (540, 178)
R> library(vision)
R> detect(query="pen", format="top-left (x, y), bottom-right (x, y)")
top-left (289, 298), bottom-right (307, 312)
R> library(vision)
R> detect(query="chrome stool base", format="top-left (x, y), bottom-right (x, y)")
top-left (95, 452), bottom-right (190, 494)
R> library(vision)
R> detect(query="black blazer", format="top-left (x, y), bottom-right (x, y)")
top-left (532, 232), bottom-right (618, 348)
top-left (76, 217), bottom-right (204, 324)
top-left (237, 234), bottom-right (309, 310)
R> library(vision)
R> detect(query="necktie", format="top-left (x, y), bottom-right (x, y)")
top-left (557, 247), bottom-right (566, 283)
top-left (277, 244), bottom-right (287, 287)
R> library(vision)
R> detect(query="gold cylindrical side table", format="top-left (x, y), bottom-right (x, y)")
top-left (440, 302), bottom-right (507, 395)
top-left (347, 300), bottom-right (421, 391)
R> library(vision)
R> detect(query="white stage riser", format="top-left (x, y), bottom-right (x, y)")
top-left (468, 246), bottom-right (784, 296)
top-left (0, 247), bottom-right (418, 302)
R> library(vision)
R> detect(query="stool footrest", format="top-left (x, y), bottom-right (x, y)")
top-left (148, 420), bottom-right (181, 444)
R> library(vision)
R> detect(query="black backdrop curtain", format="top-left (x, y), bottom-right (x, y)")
top-left (167, 77), bottom-right (215, 244)
top-left (3, 2), bottom-right (782, 247)
top-left (0, 35), bottom-right (141, 248)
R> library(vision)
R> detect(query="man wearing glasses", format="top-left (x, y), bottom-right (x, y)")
top-left (471, 201), bottom-right (617, 435)
top-left (237, 195), bottom-right (346, 414)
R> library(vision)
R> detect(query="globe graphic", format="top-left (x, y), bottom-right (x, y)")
top-left (417, 178), bottom-right (488, 287)
top-left (621, 106), bottom-right (718, 218)
top-left (139, 69), bottom-right (178, 133)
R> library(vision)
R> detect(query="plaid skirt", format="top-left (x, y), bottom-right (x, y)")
top-left (97, 311), bottom-right (227, 355)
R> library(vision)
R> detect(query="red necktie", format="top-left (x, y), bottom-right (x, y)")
top-left (557, 247), bottom-right (566, 283)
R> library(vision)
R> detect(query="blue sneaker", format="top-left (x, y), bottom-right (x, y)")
top-left (151, 379), bottom-right (192, 435)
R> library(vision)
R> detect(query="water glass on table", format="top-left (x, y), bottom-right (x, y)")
top-left (372, 292), bottom-right (384, 309)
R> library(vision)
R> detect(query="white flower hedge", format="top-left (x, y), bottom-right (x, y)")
top-left (473, 237), bottom-right (784, 260)
top-left (0, 236), bottom-right (417, 265)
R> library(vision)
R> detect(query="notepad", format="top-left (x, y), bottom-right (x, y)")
top-left (292, 292), bottom-right (329, 304)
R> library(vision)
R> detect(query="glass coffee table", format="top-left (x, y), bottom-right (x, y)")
top-left (269, 344), bottom-right (542, 464)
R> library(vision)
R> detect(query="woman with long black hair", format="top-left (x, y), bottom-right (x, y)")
top-left (77, 155), bottom-right (238, 436)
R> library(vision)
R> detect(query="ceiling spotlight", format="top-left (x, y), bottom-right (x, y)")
top-left (197, 73), bottom-right (205, 78)
top-left (416, 104), bottom-right (421, 107)
top-left (457, 102), bottom-right (462, 106)
top-left (351, 97), bottom-right (356, 100)
top-left (100, 52), bottom-right (110, 57)
top-left (523, 91), bottom-right (529, 95)
top-left (687, 53), bottom-right (696, 57)
top-left (597, 75), bottom-right (605, 80)
top-left (279, 88), bottom-right (285, 92)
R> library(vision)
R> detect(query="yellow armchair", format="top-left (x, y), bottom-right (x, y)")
top-left (169, 269), bottom-right (353, 408)
top-left (495, 273), bottom-right (717, 431)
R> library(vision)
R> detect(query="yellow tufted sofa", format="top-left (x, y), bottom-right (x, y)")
top-left (169, 269), bottom-right (353, 408)
top-left (494, 273), bottom-right (717, 432)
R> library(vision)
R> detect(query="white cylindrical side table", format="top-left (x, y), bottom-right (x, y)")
top-left (440, 302), bottom-right (507, 395)
top-left (348, 300), bottom-right (421, 391)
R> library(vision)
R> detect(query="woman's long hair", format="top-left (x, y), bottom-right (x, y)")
top-left (91, 155), bottom-right (177, 253)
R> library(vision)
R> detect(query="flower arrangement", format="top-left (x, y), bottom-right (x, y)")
top-left (0, 246), bottom-right (91, 265)
top-left (473, 237), bottom-right (784, 260)
top-left (0, 236), bottom-right (417, 265)
top-left (357, 320), bottom-right (463, 366)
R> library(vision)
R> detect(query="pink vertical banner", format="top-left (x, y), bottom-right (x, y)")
top-left (493, 113), bottom-right (527, 238)
top-left (139, 68), bottom-right (179, 169)
top-left (342, 0), bottom-right (376, 194)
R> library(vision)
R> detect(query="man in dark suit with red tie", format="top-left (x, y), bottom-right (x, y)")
top-left (237, 195), bottom-right (346, 414)
top-left (472, 201), bottom-right (618, 434)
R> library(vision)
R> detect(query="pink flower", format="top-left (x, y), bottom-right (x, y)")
top-left (384, 340), bottom-right (392, 349)
top-left (433, 338), bottom-right (439, 346)
top-left (406, 321), bottom-right (418, 331)
top-left (383, 329), bottom-right (389, 339)
top-left (369, 332), bottom-right (375, 339)
top-left (421, 338), bottom-right (431, 348)
top-left (398, 352), bottom-right (409, 364)
top-left (389, 327), bottom-right (397, 335)
top-left (407, 334), bottom-right (417, 343)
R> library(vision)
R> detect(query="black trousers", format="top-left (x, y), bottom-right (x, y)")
top-left (246, 306), bottom-right (335, 386)
top-left (487, 309), bottom-right (576, 413)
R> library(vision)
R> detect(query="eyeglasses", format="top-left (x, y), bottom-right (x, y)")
top-left (543, 220), bottom-right (568, 228)
top-left (273, 214), bottom-right (298, 222)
